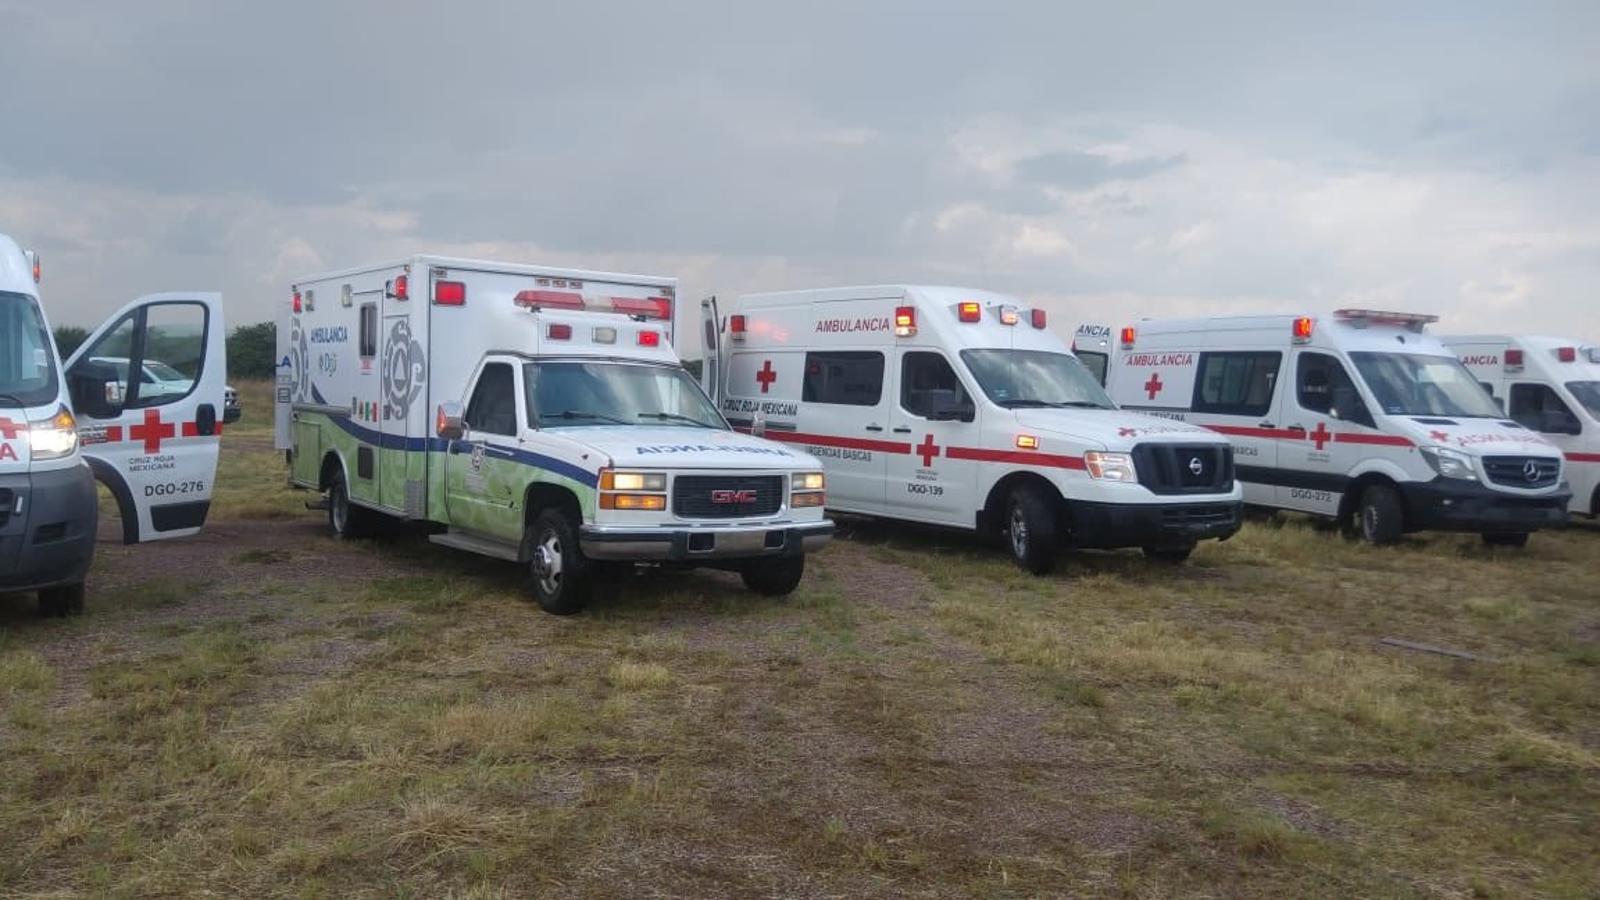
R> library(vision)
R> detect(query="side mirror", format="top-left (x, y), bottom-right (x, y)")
top-left (751, 410), bottom-right (767, 438)
top-left (435, 402), bottom-right (465, 441)
top-left (67, 360), bottom-right (124, 419)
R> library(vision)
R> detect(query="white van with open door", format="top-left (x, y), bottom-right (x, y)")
top-left (0, 232), bottom-right (226, 615)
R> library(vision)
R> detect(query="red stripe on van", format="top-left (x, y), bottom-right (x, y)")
top-left (946, 447), bottom-right (1087, 469)
top-left (1333, 432), bottom-right (1414, 447)
top-left (1567, 452), bottom-right (1600, 463)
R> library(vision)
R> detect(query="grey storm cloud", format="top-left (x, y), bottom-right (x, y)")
top-left (1, 0), bottom-right (1598, 345)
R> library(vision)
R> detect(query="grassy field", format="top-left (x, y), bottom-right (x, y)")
top-left (2, 380), bottom-right (1597, 898)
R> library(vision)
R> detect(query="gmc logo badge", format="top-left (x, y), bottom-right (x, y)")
top-left (710, 489), bottom-right (757, 504)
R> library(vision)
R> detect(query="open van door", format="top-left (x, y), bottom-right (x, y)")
top-left (64, 293), bottom-right (226, 543)
top-left (700, 295), bottom-right (722, 407)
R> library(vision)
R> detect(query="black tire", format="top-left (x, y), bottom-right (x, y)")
top-left (326, 470), bottom-right (374, 540)
top-left (1481, 532), bottom-right (1530, 548)
top-left (1142, 542), bottom-right (1196, 564)
top-left (741, 555), bottom-right (806, 596)
top-left (526, 508), bottom-right (592, 615)
top-left (1005, 486), bottom-right (1058, 575)
top-left (37, 582), bottom-right (85, 618)
top-left (1357, 484), bottom-right (1405, 545)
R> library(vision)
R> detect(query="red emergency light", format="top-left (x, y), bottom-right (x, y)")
top-left (1504, 348), bottom-right (1525, 369)
top-left (514, 289), bottom-right (583, 310)
top-left (292, 290), bottom-right (302, 313)
top-left (1120, 326), bottom-right (1136, 348)
top-left (1031, 308), bottom-right (1047, 329)
top-left (391, 274), bottom-right (409, 301)
top-left (894, 306), bottom-right (916, 337)
top-left (729, 314), bottom-right (747, 340)
top-left (30, 253), bottom-right (40, 284)
top-left (611, 296), bottom-right (672, 320)
top-left (1557, 346), bottom-right (1577, 363)
top-left (434, 280), bottom-right (466, 306)
top-left (1292, 316), bottom-right (1314, 342)
top-left (637, 330), bottom-right (661, 347)
top-left (546, 323), bottom-right (572, 341)
top-left (957, 301), bottom-right (982, 323)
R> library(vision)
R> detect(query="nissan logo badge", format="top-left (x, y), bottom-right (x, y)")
top-left (1188, 456), bottom-right (1205, 476)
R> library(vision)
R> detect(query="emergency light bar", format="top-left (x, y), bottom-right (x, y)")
top-left (998, 306), bottom-right (1020, 326)
top-left (292, 290), bottom-right (302, 313)
top-left (24, 250), bottom-right (39, 284)
top-left (729, 314), bottom-right (747, 340)
top-left (512, 289), bottom-right (671, 320)
top-left (1120, 326), bottom-right (1136, 348)
top-left (1557, 346), bottom-right (1577, 363)
top-left (1292, 316), bottom-right (1314, 343)
top-left (390, 274), bottom-right (409, 301)
top-left (957, 301), bottom-right (982, 323)
top-left (894, 306), bottom-right (916, 337)
top-left (1333, 309), bottom-right (1440, 330)
top-left (434, 281), bottom-right (466, 306)
top-left (1031, 308), bottom-right (1047, 329)
top-left (1504, 349), bottom-right (1525, 370)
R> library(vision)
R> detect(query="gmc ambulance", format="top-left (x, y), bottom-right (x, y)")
top-left (0, 232), bottom-right (226, 615)
top-left (703, 286), bottom-right (1243, 574)
top-left (1443, 335), bottom-right (1600, 517)
top-left (276, 256), bottom-right (833, 615)
top-left (1106, 310), bottom-right (1570, 545)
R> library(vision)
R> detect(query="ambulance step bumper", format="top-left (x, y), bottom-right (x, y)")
top-left (580, 520), bottom-right (835, 561)
top-left (1064, 499), bottom-right (1243, 549)
top-left (1403, 479), bottom-right (1571, 533)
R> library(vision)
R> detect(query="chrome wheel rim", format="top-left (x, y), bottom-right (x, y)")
top-left (1362, 505), bottom-right (1378, 540)
top-left (331, 486), bottom-right (348, 533)
top-left (1009, 506), bottom-right (1029, 559)
top-left (531, 531), bottom-right (564, 596)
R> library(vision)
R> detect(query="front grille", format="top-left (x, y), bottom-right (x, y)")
top-left (1482, 456), bottom-right (1560, 489)
top-left (672, 475), bottom-right (784, 519)
top-left (1161, 504), bottom-right (1239, 526)
top-left (1131, 444), bottom-right (1235, 495)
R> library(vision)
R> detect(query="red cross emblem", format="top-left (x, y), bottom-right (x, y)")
top-left (0, 417), bottom-right (25, 440)
top-left (1143, 372), bottom-right (1164, 401)
top-left (915, 433), bottom-right (941, 467)
top-left (129, 408), bottom-right (175, 454)
top-left (1309, 422), bottom-right (1332, 451)
top-left (1429, 430), bottom-right (1450, 443)
top-left (755, 359), bottom-right (778, 394)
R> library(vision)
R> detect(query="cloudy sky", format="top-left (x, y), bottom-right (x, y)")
top-left (3, 1), bottom-right (1597, 357)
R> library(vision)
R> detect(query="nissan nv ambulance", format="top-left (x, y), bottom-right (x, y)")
top-left (0, 232), bottom-right (226, 615)
top-left (1443, 335), bottom-right (1600, 517)
top-left (276, 256), bottom-right (833, 615)
top-left (1105, 309), bottom-right (1570, 545)
top-left (702, 286), bottom-right (1244, 574)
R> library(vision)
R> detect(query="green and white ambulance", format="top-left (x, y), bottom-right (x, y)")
top-left (275, 256), bottom-right (833, 614)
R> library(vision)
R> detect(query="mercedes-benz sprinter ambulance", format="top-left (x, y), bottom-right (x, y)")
top-left (1443, 335), bottom-right (1600, 517)
top-left (1, 232), bottom-right (226, 615)
top-left (1106, 309), bottom-right (1570, 545)
top-left (703, 286), bottom-right (1243, 574)
top-left (276, 256), bottom-right (833, 615)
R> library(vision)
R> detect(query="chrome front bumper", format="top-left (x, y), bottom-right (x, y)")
top-left (579, 519), bottom-right (834, 561)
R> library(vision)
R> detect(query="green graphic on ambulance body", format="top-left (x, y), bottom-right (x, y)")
top-left (276, 255), bottom-right (833, 615)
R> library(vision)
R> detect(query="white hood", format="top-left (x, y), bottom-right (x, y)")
top-left (1013, 408), bottom-right (1226, 451)
top-left (557, 426), bottom-right (822, 470)
top-left (1394, 417), bottom-right (1560, 458)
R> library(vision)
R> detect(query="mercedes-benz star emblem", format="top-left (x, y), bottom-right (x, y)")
top-left (1188, 456), bottom-right (1205, 476)
top-left (1522, 459), bottom-right (1541, 483)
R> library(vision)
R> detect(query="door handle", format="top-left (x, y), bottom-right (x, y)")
top-left (864, 424), bottom-right (884, 433)
top-left (195, 403), bottom-right (217, 436)
top-left (891, 426), bottom-right (912, 434)
top-left (1259, 422), bottom-right (1275, 429)
top-left (1287, 424), bottom-right (1307, 432)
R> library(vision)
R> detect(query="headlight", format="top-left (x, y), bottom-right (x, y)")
top-left (1084, 451), bottom-right (1137, 482)
top-left (600, 470), bottom-right (667, 491)
top-left (791, 471), bottom-right (826, 507)
top-left (793, 472), bottom-right (825, 491)
top-left (28, 406), bottom-right (78, 460)
top-left (1420, 446), bottom-right (1477, 481)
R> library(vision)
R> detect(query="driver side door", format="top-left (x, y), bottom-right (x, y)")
top-left (884, 349), bottom-right (979, 525)
top-left (65, 293), bottom-right (226, 543)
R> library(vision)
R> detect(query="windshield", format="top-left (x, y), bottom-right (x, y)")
top-left (1567, 381), bottom-right (1600, 420)
top-left (960, 349), bottom-right (1116, 409)
top-left (0, 291), bottom-right (59, 407)
top-left (524, 361), bottom-right (726, 429)
top-left (1348, 352), bottom-right (1502, 418)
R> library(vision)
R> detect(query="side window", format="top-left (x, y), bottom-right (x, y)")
top-left (1077, 351), bottom-right (1109, 386)
top-left (1480, 383), bottom-right (1504, 412)
top-left (1297, 352), bottom-right (1373, 427)
top-left (69, 301), bottom-right (207, 412)
top-left (359, 303), bottom-right (378, 359)
top-left (1509, 383), bottom-right (1581, 435)
top-left (1193, 352), bottom-right (1281, 417)
top-left (901, 351), bottom-right (973, 421)
top-left (802, 351), bottom-right (883, 406)
top-left (465, 362), bottom-right (519, 436)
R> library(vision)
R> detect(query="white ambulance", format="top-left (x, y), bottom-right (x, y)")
top-left (1105, 309), bottom-right (1571, 545)
top-left (1442, 335), bottom-right (1600, 517)
top-left (1070, 323), bottom-right (1114, 386)
top-left (702, 285), bottom-right (1244, 574)
top-left (275, 256), bottom-right (833, 615)
top-left (0, 232), bottom-right (226, 615)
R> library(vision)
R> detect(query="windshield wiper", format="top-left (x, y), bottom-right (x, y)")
top-left (637, 412), bottom-right (717, 428)
top-left (550, 409), bottom-right (631, 425)
top-left (998, 399), bottom-right (1109, 409)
